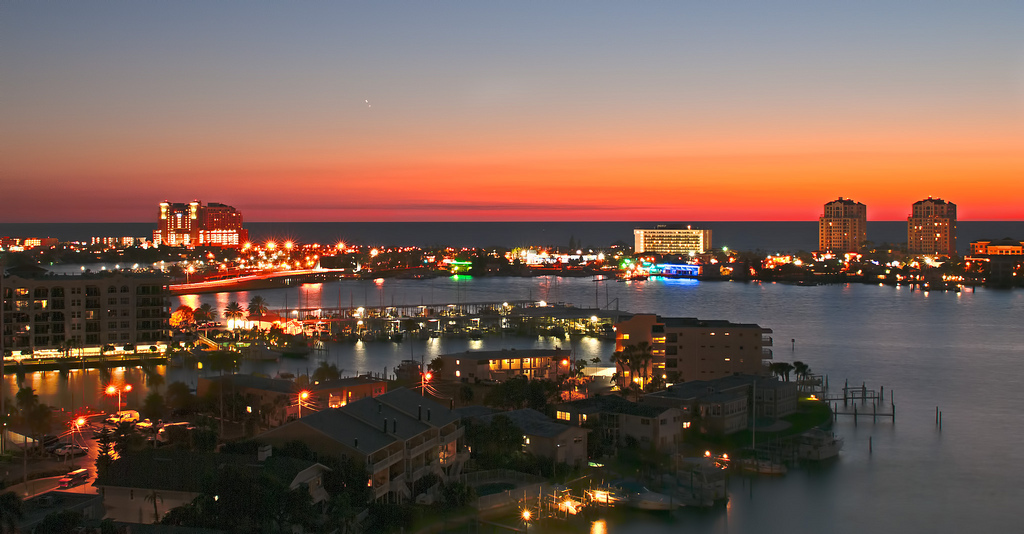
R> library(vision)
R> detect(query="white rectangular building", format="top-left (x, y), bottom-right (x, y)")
top-left (634, 225), bottom-right (712, 255)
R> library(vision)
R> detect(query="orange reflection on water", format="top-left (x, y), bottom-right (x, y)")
top-left (590, 519), bottom-right (607, 534)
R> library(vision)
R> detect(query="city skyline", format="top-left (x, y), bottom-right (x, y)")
top-left (2, 2), bottom-right (1023, 223)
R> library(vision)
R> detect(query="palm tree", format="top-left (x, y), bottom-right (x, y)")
top-left (144, 489), bottom-right (163, 523)
top-left (248, 296), bottom-right (269, 319)
top-left (223, 302), bottom-right (245, 331)
top-left (0, 491), bottom-right (24, 533)
top-left (770, 362), bottom-right (795, 382)
top-left (195, 303), bottom-right (214, 324)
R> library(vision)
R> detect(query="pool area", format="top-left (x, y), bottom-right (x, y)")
top-left (475, 482), bottom-right (517, 496)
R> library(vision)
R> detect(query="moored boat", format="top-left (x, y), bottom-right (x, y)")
top-left (797, 428), bottom-right (844, 461)
top-left (612, 481), bottom-right (675, 511)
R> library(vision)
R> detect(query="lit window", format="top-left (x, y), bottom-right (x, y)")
top-left (556, 411), bottom-right (569, 421)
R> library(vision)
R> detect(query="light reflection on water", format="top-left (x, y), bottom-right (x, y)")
top-left (7, 277), bottom-right (1021, 532)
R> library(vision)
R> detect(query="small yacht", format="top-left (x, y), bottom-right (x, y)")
top-left (797, 428), bottom-right (844, 461)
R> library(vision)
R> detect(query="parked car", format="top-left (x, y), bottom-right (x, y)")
top-left (44, 440), bottom-right (71, 454)
top-left (54, 444), bottom-right (88, 457)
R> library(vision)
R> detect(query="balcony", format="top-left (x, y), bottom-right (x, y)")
top-left (368, 450), bottom-right (404, 473)
top-left (762, 336), bottom-right (773, 346)
top-left (762, 348), bottom-right (773, 359)
top-left (441, 426), bottom-right (464, 443)
top-left (408, 436), bottom-right (438, 458)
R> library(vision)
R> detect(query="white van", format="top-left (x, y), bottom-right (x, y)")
top-left (58, 468), bottom-right (89, 488)
top-left (106, 410), bottom-right (140, 424)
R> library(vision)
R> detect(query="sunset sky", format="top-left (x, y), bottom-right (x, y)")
top-left (2, 2), bottom-right (1022, 222)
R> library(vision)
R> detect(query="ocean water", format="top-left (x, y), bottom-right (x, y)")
top-left (3, 221), bottom-right (1024, 253)
top-left (7, 276), bottom-right (1023, 533)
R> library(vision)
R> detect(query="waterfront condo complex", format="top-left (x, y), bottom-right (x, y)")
top-left (634, 225), bottom-right (712, 256)
top-left (153, 200), bottom-right (248, 247)
top-left (612, 314), bottom-right (773, 387)
top-left (818, 197), bottom-right (867, 253)
top-left (907, 197), bottom-right (957, 256)
top-left (1, 271), bottom-right (170, 354)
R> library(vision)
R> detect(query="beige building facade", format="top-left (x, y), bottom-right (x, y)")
top-left (818, 197), bottom-right (867, 253)
top-left (907, 197), bottom-right (957, 256)
top-left (614, 314), bottom-right (773, 387)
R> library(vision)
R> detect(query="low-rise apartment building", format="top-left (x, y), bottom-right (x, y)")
top-left (643, 375), bottom-right (798, 436)
top-left (257, 388), bottom-right (466, 503)
top-left (555, 394), bottom-right (683, 452)
top-left (435, 348), bottom-right (573, 383)
top-left (613, 314), bottom-right (773, 387)
top-left (197, 374), bottom-right (387, 427)
top-left (474, 408), bottom-right (588, 468)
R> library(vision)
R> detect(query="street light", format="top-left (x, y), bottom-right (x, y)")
top-left (522, 509), bottom-right (531, 533)
top-left (71, 416), bottom-right (87, 468)
top-left (298, 390), bottom-right (310, 418)
top-left (105, 384), bottom-right (132, 413)
top-left (420, 371), bottom-right (432, 397)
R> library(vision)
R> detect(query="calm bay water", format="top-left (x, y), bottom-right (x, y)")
top-left (8, 276), bottom-right (1023, 532)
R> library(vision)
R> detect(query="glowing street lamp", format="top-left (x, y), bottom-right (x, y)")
top-left (105, 384), bottom-right (132, 412)
top-left (297, 390), bottom-right (310, 417)
top-left (71, 416), bottom-right (87, 467)
top-left (420, 371), bottom-right (432, 397)
top-left (522, 509), bottom-right (532, 532)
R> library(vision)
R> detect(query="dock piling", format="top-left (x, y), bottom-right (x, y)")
top-left (869, 436), bottom-right (872, 454)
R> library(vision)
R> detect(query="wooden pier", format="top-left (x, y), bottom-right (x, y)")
top-left (822, 380), bottom-right (895, 424)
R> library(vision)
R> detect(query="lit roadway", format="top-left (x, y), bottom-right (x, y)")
top-left (169, 267), bottom-right (350, 294)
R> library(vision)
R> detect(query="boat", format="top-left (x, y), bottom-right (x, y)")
top-left (585, 485), bottom-right (629, 507)
top-left (611, 481), bottom-right (675, 511)
top-left (675, 454), bottom-right (729, 503)
top-left (797, 429), bottom-right (844, 461)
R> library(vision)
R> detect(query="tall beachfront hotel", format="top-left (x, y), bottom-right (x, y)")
top-left (818, 197), bottom-right (867, 253)
top-left (907, 197), bottom-right (957, 256)
top-left (153, 200), bottom-right (248, 247)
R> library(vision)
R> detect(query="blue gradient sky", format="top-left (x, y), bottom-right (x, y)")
top-left (2, 2), bottom-right (1022, 222)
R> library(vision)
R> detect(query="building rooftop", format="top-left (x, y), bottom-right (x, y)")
top-left (95, 449), bottom-right (321, 492)
top-left (647, 374), bottom-right (787, 402)
top-left (312, 376), bottom-right (387, 391)
top-left (374, 387), bottom-right (460, 428)
top-left (659, 316), bottom-right (769, 330)
top-left (220, 374), bottom-right (298, 395)
top-left (291, 408), bottom-right (397, 454)
top-left (477, 409), bottom-right (577, 439)
top-left (560, 394), bottom-right (670, 418)
top-left (441, 348), bottom-right (571, 362)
